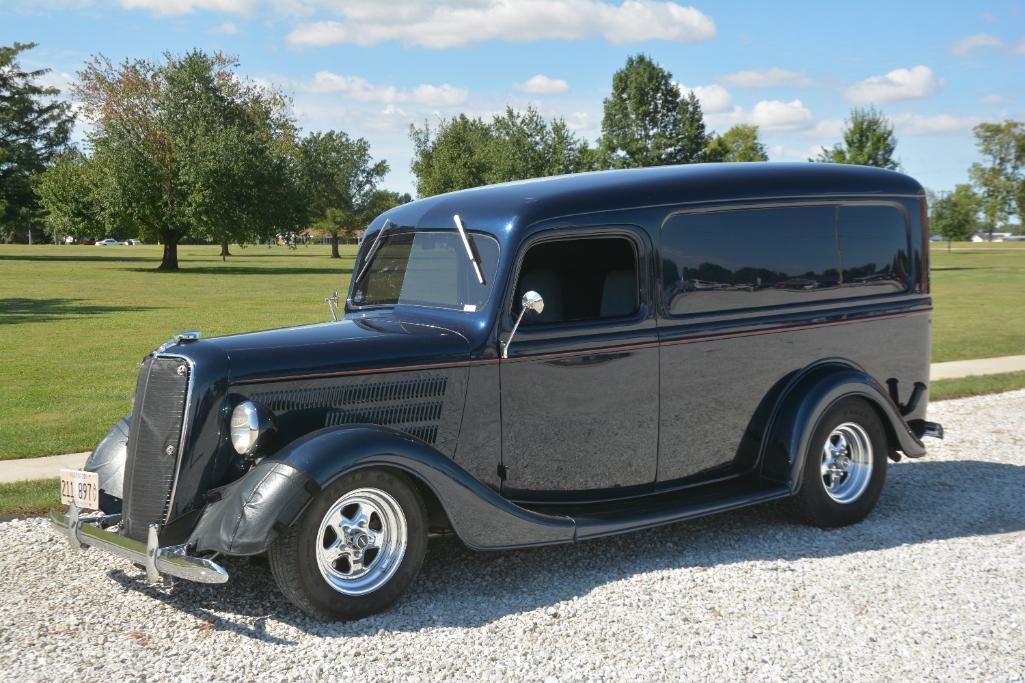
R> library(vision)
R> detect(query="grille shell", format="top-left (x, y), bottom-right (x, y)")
top-left (122, 355), bottom-right (191, 541)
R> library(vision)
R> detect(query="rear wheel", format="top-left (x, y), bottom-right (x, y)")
top-left (269, 468), bottom-right (427, 621)
top-left (795, 398), bottom-right (888, 528)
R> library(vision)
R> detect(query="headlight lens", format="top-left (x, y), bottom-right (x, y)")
top-left (230, 401), bottom-right (265, 455)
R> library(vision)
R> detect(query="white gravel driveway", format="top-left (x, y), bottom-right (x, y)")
top-left (2, 390), bottom-right (1024, 681)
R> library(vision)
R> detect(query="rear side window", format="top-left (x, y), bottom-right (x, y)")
top-left (838, 205), bottom-right (910, 295)
top-left (661, 205), bottom-right (839, 315)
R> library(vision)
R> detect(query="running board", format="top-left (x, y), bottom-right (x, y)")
top-left (522, 477), bottom-right (792, 542)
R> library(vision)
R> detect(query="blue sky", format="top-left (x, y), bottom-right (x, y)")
top-left (3, 0), bottom-right (1023, 196)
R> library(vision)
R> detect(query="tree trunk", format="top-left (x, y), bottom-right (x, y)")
top-left (220, 239), bottom-right (232, 260)
top-left (159, 236), bottom-right (179, 271)
top-left (330, 234), bottom-right (340, 258)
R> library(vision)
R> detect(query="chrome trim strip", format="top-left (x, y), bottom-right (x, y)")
top-left (154, 353), bottom-right (195, 524)
top-left (50, 508), bottom-right (229, 584)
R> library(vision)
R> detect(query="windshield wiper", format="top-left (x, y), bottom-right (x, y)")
top-left (452, 214), bottom-right (485, 285)
top-left (353, 219), bottom-right (392, 286)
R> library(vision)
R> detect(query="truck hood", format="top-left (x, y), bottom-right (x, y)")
top-left (203, 313), bottom-right (471, 384)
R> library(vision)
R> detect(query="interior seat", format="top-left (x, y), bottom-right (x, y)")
top-left (600, 269), bottom-right (637, 318)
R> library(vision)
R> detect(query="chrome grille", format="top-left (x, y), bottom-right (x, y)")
top-left (122, 356), bottom-right (190, 541)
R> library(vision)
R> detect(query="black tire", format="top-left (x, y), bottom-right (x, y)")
top-left (269, 468), bottom-right (427, 621)
top-left (794, 398), bottom-right (888, 528)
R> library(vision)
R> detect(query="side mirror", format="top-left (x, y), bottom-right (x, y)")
top-left (502, 290), bottom-right (544, 359)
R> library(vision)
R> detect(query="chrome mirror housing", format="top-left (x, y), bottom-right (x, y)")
top-left (502, 290), bottom-right (545, 359)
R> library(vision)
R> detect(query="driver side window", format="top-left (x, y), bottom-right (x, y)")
top-left (514, 236), bottom-right (639, 325)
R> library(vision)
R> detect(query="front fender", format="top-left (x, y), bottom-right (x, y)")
top-left (760, 362), bottom-right (927, 490)
top-left (189, 425), bottom-right (574, 555)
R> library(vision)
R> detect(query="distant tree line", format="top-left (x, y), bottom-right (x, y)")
top-left (3, 43), bottom-right (407, 269)
top-left (4, 44), bottom-right (1022, 264)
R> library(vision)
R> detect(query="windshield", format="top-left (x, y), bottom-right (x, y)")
top-left (351, 230), bottom-right (500, 311)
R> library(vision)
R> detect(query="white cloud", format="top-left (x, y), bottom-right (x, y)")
top-left (286, 0), bottom-right (716, 48)
top-left (514, 74), bottom-right (569, 94)
top-left (981, 94), bottom-right (1010, 106)
top-left (118, 0), bottom-right (256, 16)
top-left (769, 144), bottom-right (822, 162)
top-left (750, 99), bottom-right (813, 130)
top-left (845, 65), bottom-right (942, 104)
top-left (210, 20), bottom-right (239, 33)
top-left (892, 112), bottom-right (979, 136)
top-left (801, 118), bottom-right (844, 139)
top-left (678, 83), bottom-right (733, 113)
top-left (303, 71), bottom-right (468, 107)
top-left (717, 67), bottom-right (812, 87)
top-left (949, 33), bottom-right (1003, 57)
top-left (1013, 37), bottom-right (1025, 56)
top-left (564, 111), bottom-right (593, 131)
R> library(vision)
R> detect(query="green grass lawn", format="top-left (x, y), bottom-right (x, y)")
top-left (1, 242), bottom-right (1023, 459)
top-left (929, 246), bottom-right (1025, 362)
top-left (0, 477), bottom-right (59, 518)
top-left (1, 243), bottom-right (356, 458)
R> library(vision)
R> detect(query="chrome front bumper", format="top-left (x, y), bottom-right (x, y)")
top-left (51, 504), bottom-right (229, 584)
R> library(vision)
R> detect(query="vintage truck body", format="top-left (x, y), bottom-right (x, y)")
top-left (54, 163), bottom-right (942, 620)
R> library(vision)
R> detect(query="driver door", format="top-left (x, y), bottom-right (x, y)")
top-left (498, 228), bottom-right (659, 501)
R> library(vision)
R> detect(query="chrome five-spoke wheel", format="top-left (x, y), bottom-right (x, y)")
top-left (315, 488), bottom-right (408, 596)
top-left (819, 421), bottom-right (874, 504)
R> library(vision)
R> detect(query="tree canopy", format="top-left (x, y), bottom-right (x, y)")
top-left (814, 107), bottom-right (899, 170)
top-left (297, 130), bottom-right (390, 257)
top-left (74, 49), bottom-right (303, 269)
top-left (930, 184), bottom-right (981, 248)
top-left (968, 121), bottom-right (1024, 237)
top-left (410, 106), bottom-right (593, 197)
top-left (705, 124), bottom-right (769, 162)
top-left (599, 54), bottom-right (708, 168)
top-left (0, 42), bottom-right (74, 242)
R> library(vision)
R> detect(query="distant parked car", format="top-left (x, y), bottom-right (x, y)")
top-left (95, 239), bottom-right (123, 246)
top-left (125, 239), bottom-right (143, 246)
top-left (78, 237), bottom-right (96, 245)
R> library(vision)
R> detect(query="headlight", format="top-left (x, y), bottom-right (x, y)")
top-left (230, 400), bottom-right (272, 455)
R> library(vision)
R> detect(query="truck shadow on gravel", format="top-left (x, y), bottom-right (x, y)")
top-left (111, 458), bottom-right (1025, 640)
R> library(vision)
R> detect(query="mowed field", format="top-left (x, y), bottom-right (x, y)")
top-left (1, 242), bottom-right (1023, 458)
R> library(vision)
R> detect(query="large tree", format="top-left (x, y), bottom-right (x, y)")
top-left (410, 106), bottom-right (593, 197)
top-left (968, 121), bottom-right (1024, 237)
top-left (35, 149), bottom-right (101, 242)
top-left (705, 124), bottom-right (769, 162)
top-left (814, 106), bottom-right (899, 170)
top-left (0, 42), bottom-right (74, 242)
top-left (598, 54), bottom-right (709, 168)
top-left (297, 130), bottom-right (389, 258)
top-left (75, 50), bottom-right (302, 269)
top-left (930, 184), bottom-right (981, 250)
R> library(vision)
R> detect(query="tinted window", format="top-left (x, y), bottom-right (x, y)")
top-left (838, 205), bottom-right (909, 294)
top-left (515, 236), bottom-right (638, 325)
top-left (662, 205), bottom-right (839, 315)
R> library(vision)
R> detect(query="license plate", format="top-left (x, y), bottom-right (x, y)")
top-left (60, 469), bottom-right (99, 510)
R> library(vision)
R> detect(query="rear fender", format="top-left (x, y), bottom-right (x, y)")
top-left (188, 425), bottom-right (574, 555)
top-left (759, 361), bottom-right (927, 491)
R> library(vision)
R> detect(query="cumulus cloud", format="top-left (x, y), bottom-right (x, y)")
top-left (514, 74), bottom-right (570, 94)
top-left (210, 20), bottom-right (239, 32)
top-left (845, 65), bottom-right (942, 104)
top-left (678, 83), bottom-right (733, 113)
top-left (716, 67), bottom-right (812, 87)
top-left (302, 71), bottom-right (468, 107)
top-left (118, 0), bottom-right (257, 15)
top-left (749, 99), bottom-right (813, 131)
top-left (892, 112), bottom-right (979, 136)
top-left (286, 0), bottom-right (716, 48)
top-left (949, 33), bottom-right (1003, 57)
top-left (981, 94), bottom-right (1010, 106)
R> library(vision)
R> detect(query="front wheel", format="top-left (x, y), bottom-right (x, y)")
top-left (269, 468), bottom-right (427, 621)
top-left (794, 398), bottom-right (888, 528)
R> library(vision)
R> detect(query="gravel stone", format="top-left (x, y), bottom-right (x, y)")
top-left (2, 390), bottom-right (1024, 681)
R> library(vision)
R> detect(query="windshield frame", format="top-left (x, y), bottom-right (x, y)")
top-left (346, 227), bottom-right (502, 314)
